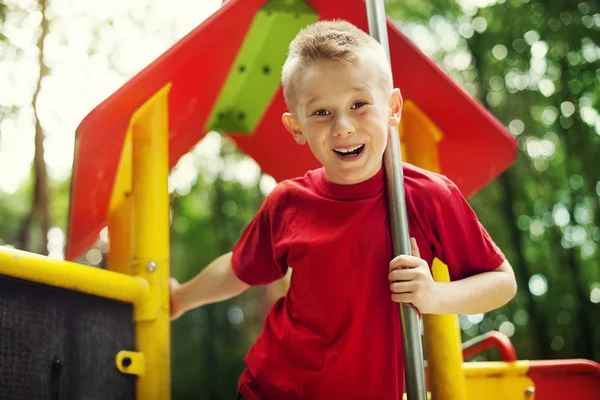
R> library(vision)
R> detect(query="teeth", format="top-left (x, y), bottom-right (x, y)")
top-left (334, 144), bottom-right (363, 154)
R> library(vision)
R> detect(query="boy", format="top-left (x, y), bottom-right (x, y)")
top-left (170, 20), bottom-right (517, 400)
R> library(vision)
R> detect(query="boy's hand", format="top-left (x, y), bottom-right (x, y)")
top-left (388, 238), bottom-right (438, 314)
top-left (169, 277), bottom-right (184, 320)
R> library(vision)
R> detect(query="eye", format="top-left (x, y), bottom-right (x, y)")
top-left (351, 101), bottom-right (368, 109)
top-left (312, 109), bottom-right (330, 117)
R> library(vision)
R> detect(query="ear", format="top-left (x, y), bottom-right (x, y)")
top-left (388, 88), bottom-right (403, 127)
top-left (282, 112), bottom-right (306, 145)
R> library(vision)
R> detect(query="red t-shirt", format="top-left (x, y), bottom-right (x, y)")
top-left (231, 163), bottom-right (504, 400)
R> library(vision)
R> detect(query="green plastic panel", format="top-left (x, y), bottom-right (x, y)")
top-left (206, 0), bottom-right (318, 134)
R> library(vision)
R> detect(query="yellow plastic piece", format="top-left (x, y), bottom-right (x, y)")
top-left (0, 246), bottom-right (149, 305)
top-left (423, 259), bottom-right (467, 400)
top-left (134, 270), bottom-right (159, 322)
top-left (109, 127), bottom-right (133, 213)
top-left (107, 128), bottom-right (133, 275)
top-left (464, 361), bottom-right (535, 399)
top-left (107, 195), bottom-right (133, 275)
top-left (399, 100), bottom-right (444, 173)
top-left (129, 83), bottom-right (172, 400)
top-left (116, 350), bottom-right (146, 376)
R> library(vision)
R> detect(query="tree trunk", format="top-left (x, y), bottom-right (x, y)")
top-left (18, 0), bottom-right (52, 255)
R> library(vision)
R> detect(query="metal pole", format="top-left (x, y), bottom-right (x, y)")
top-left (365, 2), bottom-right (428, 399)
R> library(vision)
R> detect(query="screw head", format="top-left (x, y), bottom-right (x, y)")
top-left (525, 386), bottom-right (535, 397)
top-left (147, 261), bottom-right (157, 272)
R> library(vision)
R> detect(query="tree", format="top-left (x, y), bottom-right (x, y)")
top-left (16, 0), bottom-right (52, 255)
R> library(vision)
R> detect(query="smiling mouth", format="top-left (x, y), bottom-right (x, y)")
top-left (333, 144), bottom-right (365, 157)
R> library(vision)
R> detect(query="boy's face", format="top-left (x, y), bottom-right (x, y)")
top-left (282, 57), bottom-right (402, 185)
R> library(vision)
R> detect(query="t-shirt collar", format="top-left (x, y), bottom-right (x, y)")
top-left (313, 167), bottom-right (385, 201)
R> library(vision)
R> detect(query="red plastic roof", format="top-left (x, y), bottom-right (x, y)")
top-left (66, 0), bottom-right (516, 261)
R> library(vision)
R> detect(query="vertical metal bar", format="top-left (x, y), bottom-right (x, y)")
top-left (365, 2), bottom-right (428, 399)
top-left (131, 84), bottom-right (172, 400)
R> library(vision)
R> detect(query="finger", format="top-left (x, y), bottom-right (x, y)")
top-left (391, 293), bottom-right (413, 303)
top-left (390, 281), bottom-right (414, 294)
top-left (389, 268), bottom-right (418, 282)
top-left (411, 237), bottom-right (421, 258)
top-left (389, 255), bottom-right (424, 271)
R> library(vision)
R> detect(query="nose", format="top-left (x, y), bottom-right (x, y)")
top-left (332, 115), bottom-right (355, 138)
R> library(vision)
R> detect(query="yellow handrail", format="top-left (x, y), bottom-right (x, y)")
top-left (0, 246), bottom-right (149, 305)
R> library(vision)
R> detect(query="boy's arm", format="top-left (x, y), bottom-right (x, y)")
top-left (170, 252), bottom-right (249, 320)
top-left (389, 239), bottom-right (517, 315)
top-left (425, 260), bottom-right (515, 315)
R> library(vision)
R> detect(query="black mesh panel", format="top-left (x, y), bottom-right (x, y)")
top-left (0, 274), bottom-right (136, 400)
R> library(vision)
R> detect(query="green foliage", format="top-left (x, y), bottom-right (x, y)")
top-left (0, 1), bottom-right (8, 41)
top-left (170, 140), bottom-right (266, 399)
top-left (388, 0), bottom-right (600, 362)
top-left (386, 0), bottom-right (461, 22)
top-left (469, 0), bottom-right (600, 363)
top-left (0, 1), bottom-right (7, 22)
top-left (0, 182), bottom-right (31, 246)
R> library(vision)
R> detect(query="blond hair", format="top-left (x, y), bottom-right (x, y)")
top-left (281, 20), bottom-right (393, 110)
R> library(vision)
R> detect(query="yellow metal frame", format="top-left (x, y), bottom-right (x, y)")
top-left (108, 83), bottom-right (173, 398)
top-left (0, 247), bottom-right (149, 304)
top-left (128, 84), bottom-right (172, 399)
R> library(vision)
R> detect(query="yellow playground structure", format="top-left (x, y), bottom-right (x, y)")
top-left (1, 0), bottom-right (599, 399)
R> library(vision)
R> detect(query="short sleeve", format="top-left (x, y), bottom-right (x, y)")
top-left (231, 189), bottom-right (289, 285)
top-left (432, 186), bottom-right (505, 281)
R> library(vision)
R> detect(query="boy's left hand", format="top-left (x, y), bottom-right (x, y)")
top-left (388, 238), bottom-right (438, 314)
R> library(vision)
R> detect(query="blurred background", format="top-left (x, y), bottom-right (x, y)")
top-left (0, 0), bottom-right (599, 398)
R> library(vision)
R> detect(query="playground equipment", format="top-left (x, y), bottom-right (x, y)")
top-left (1, 0), bottom-right (599, 399)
